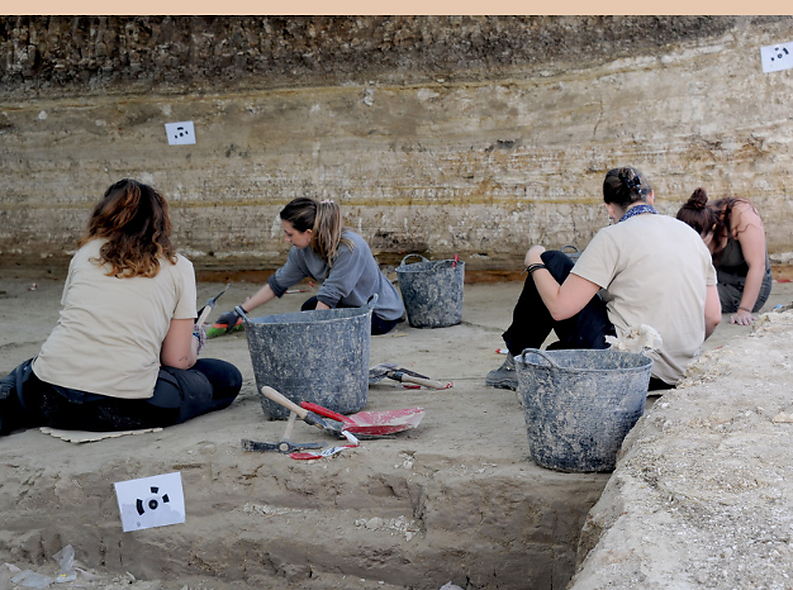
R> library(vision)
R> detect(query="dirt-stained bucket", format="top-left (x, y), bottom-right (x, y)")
top-left (396, 254), bottom-right (465, 328)
top-left (561, 244), bottom-right (581, 263)
top-left (516, 348), bottom-right (652, 473)
top-left (242, 301), bottom-right (373, 420)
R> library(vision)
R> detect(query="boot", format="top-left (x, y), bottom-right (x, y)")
top-left (485, 355), bottom-right (518, 391)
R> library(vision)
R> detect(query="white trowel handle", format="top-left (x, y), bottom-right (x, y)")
top-left (260, 386), bottom-right (343, 436)
top-left (389, 371), bottom-right (447, 390)
top-left (196, 304), bottom-right (214, 327)
top-left (260, 386), bottom-right (309, 420)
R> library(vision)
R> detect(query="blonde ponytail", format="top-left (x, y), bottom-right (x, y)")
top-left (312, 200), bottom-right (354, 267)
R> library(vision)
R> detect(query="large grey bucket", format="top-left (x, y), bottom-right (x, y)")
top-left (396, 254), bottom-right (465, 328)
top-left (242, 301), bottom-right (373, 420)
top-left (561, 244), bottom-right (581, 263)
top-left (516, 348), bottom-right (652, 473)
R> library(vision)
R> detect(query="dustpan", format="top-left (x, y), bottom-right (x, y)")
top-left (300, 402), bottom-right (425, 437)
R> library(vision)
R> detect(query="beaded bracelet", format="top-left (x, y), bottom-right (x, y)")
top-left (192, 327), bottom-right (206, 355)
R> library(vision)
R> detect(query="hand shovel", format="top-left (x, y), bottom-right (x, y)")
top-left (368, 363), bottom-right (450, 389)
top-left (301, 401), bottom-right (425, 437)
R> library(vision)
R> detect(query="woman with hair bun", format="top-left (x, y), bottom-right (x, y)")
top-left (677, 188), bottom-right (772, 326)
top-left (215, 197), bottom-right (404, 335)
top-left (487, 166), bottom-right (721, 392)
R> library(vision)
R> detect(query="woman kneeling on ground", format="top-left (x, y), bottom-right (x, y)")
top-left (0, 179), bottom-right (242, 435)
top-left (676, 188), bottom-right (772, 326)
top-left (486, 166), bottom-right (721, 393)
top-left (215, 197), bottom-right (405, 335)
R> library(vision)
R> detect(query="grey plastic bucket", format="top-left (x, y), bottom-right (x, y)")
top-left (242, 301), bottom-right (373, 420)
top-left (516, 348), bottom-right (652, 473)
top-left (561, 244), bottom-right (581, 263)
top-left (396, 254), bottom-right (465, 328)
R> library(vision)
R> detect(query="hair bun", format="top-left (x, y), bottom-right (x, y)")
top-left (618, 169), bottom-right (642, 193)
top-left (687, 188), bottom-right (708, 210)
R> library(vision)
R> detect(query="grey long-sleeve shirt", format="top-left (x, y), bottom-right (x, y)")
top-left (268, 230), bottom-right (405, 321)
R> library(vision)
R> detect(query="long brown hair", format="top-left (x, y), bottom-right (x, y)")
top-left (79, 179), bottom-right (177, 278)
top-left (279, 197), bottom-right (353, 267)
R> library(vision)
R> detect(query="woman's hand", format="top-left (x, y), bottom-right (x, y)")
top-left (730, 308), bottom-right (755, 326)
top-left (524, 245), bottom-right (546, 268)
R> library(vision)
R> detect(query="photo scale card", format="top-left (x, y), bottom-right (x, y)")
top-left (164, 121), bottom-right (196, 145)
top-left (761, 41), bottom-right (793, 73)
top-left (114, 472), bottom-right (186, 532)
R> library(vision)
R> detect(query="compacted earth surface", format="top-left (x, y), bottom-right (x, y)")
top-left (0, 270), bottom-right (791, 590)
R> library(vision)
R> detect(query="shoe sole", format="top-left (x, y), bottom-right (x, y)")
top-left (485, 378), bottom-right (518, 391)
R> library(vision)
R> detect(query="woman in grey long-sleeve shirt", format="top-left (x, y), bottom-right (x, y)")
top-left (215, 197), bottom-right (405, 335)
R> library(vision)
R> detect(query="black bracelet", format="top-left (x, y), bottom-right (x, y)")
top-left (527, 263), bottom-right (547, 275)
top-left (737, 306), bottom-right (752, 313)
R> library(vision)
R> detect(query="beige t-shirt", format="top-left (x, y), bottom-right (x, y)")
top-left (32, 239), bottom-right (197, 399)
top-left (572, 214), bottom-right (717, 384)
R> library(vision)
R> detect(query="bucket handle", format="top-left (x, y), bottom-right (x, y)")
top-left (366, 293), bottom-right (379, 311)
top-left (399, 253), bottom-right (429, 267)
top-left (561, 244), bottom-right (581, 256)
top-left (519, 348), bottom-right (560, 368)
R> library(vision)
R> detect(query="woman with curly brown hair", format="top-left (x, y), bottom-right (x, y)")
top-left (677, 188), bottom-right (772, 326)
top-left (0, 179), bottom-right (242, 435)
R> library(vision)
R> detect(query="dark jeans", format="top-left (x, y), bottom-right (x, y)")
top-left (502, 250), bottom-right (616, 357)
top-left (2, 358), bottom-right (242, 433)
top-left (301, 296), bottom-right (399, 335)
top-left (717, 264), bottom-right (773, 313)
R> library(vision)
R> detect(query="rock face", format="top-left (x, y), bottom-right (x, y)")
top-left (570, 310), bottom-right (793, 590)
top-left (0, 16), bottom-right (744, 96)
top-left (2, 16), bottom-right (793, 273)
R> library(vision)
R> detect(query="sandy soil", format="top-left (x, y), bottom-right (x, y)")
top-left (0, 272), bottom-right (791, 590)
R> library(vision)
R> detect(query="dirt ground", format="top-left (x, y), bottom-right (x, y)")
top-left (0, 271), bottom-right (791, 590)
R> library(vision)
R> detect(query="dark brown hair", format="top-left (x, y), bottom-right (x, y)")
top-left (677, 188), bottom-right (758, 258)
top-left (676, 187), bottom-right (718, 236)
top-left (79, 179), bottom-right (176, 278)
top-left (603, 167), bottom-right (652, 209)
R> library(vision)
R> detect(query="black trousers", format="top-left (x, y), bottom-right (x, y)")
top-left (502, 250), bottom-right (616, 357)
top-left (301, 296), bottom-right (399, 335)
top-left (3, 358), bottom-right (242, 433)
top-left (502, 251), bottom-right (673, 392)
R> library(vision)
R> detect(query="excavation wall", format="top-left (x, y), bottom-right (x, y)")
top-left (2, 16), bottom-right (793, 274)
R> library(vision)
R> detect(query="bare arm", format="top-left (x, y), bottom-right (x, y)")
top-left (704, 284), bottom-right (721, 339)
top-left (240, 283), bottom-right (278, 313)
top-left (525, 246), bottom-right (602, 321)
top-left (730, 202), bottom-right (767, 324)
top-left (161, 318), bottom-right (198, 370)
